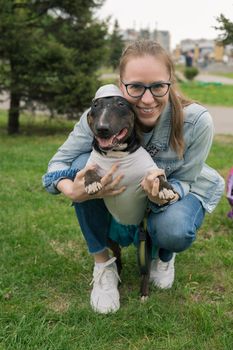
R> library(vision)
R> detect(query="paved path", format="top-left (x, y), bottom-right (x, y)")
top-left (206, 106), bottom-right (233, 134)
top-left (0, 92), bottom-right (9, 110)
top-left (194, 73), bottom-right (233, 134)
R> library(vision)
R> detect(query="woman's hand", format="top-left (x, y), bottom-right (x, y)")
top-left (58, 163), bottom-right (126, 202)
top-left (141, 169), bottom-right (178, 206)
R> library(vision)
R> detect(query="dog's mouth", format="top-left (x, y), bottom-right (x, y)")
top-left (95, 128), bottom-right (128, 150)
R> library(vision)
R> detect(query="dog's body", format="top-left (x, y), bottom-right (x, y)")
top-left (87, 147), bottom-right (158, 225)
top-left (85, 96), bottom-right (175, 225)
top-left (84, 95), bottom-right (176, 297)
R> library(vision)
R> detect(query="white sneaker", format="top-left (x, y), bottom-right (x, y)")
top-left (150, 254), bottom-right (176, 289)
top-left (90, 257), bottom-right (120, 314)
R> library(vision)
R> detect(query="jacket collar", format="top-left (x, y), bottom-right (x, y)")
top-left (144, 102), bottom-right (172, 157)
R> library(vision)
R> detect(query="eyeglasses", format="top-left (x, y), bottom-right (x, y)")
top-left (121, 80), bottom-right (171, 98)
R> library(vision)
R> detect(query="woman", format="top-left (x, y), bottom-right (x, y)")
top-left (43, 40), bottom-right (224, 314)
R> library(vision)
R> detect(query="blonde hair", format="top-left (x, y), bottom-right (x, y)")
top-left (119, 40), bottom-right (193, 157)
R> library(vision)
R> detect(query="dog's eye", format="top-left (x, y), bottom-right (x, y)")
top-left (93, 101), bottom-right (98, 108)
top-left (118, 101), bottom-right (126, 107)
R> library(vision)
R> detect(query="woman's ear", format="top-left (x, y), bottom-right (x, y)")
top-left (122, 89), bottom-right (129, 101)
top-left (119, 81), bottom-right (125, 94)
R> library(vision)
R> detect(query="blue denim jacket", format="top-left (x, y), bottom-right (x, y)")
top-left (42, 102), bottom-right (225, 213)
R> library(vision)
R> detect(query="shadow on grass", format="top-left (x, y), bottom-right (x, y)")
top-left (0, 110), bottom-right (77, 137)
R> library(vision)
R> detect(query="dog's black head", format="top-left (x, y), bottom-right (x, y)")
top-left (87, 96), bottom-right (141, 153)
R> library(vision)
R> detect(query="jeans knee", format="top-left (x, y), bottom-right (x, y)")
top-left (148, 194), bottom-right (205, 253)
top-left (74, 199), bottom-right (111, 254)
top-left (148, 216), bottom-right (196, 252)
top-left (162, 229), bottom-right (195, 252)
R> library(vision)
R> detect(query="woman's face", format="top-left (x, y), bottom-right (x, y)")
top-left (120, 55), bottom-right (170, 131)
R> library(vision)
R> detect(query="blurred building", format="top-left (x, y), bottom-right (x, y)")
top-left (121, 28), bottom-right (171, 52)
top-left (121, 29), bottom-right (138, 43)
top-left (174, 38), bottom-right (232, 64)
top-left (152, 30), bottom-right (170, 52)
top-left (179, 38), bottom-right (215, 59)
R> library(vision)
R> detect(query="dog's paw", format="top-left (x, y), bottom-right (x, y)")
top-left (158, 188), bottom-right (176, 200)
top-left (157, 175), bottom-right (176, 201)
top-left (85, 181), bottom-right (102, 195)
top-left (140, 295), bottom-right (148, 302)
top-left (84, 169), bottom-right (102, 195)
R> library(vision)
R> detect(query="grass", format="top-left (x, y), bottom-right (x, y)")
top-left (179, 82), bottom-right (233, 106)
top-left (207, 72), bottom-right (233, 80)
top-left (0, 112), bottom-right (233, 350)
top-left (0, 112), bottom-right (75, 136)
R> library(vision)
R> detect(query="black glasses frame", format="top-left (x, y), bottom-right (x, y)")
top-left (121, 80), bottom-right (171, 98)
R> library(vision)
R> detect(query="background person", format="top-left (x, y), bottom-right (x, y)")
top-left (43, 40), bottom-right (224, 314)
top-left (185, 50), bottom-right (194, 67)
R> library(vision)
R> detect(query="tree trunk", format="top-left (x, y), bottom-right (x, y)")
top-left (8, 91), bottom-right (21, 134)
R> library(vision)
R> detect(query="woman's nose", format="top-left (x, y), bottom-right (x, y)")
top-left (140, 88), bottom-right (155, 104)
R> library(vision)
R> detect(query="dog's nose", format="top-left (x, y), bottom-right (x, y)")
top-left (96, 124), bottom-right (111, 136)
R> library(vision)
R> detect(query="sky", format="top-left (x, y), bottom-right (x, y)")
top-left (96, 0), bottom-right (233, 49)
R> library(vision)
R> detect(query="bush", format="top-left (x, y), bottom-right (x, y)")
top-left (184, 67), bottom-right (199, 80)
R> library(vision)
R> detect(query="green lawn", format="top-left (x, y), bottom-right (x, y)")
top-left (179, 82), bottom-right (233, 106)
top-left (207, 72), bottom-right (233, 80)
top-left (0, 114), bottom-right (233, 350)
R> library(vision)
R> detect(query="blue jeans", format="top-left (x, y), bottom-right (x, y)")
top-left (71, 153), bottom-right (111, 254)
top-left (147, 193), bottom-right (205, 261)
top-left (72, 154), bottom-right (205, 260)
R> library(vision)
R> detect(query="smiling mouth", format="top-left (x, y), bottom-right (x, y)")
top-left (141, 108), bottom-right (154, 113)
top-left (137, 106), bottom-right (158, 113)
top-left (96, 128), bottom-right (128, 150)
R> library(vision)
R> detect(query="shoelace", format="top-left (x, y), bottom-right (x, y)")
top-left (157, 259), bottom-right (173, 272)
top-left (90, 257), bottom-right (121, 285)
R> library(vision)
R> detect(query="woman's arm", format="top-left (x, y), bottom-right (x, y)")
top-left (168, 109), bottom-right (214, 197)
top-left (141, 109), bottom-right (214, 207)
top-left (47, 109), bottom-right (93, 172)
top-left (140, 169), bottom-right (179, 206)
top-left (42, 109), bottom-right (94, 194)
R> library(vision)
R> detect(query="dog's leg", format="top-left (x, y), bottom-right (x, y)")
top-left (107, 238), bottom-right (122, 275)
top-left (138, 221), bottom-right (152, 301)
top-left (84, 169), bottom-right (102, 195)
top-left (140, 265), bottom-right (151, 301)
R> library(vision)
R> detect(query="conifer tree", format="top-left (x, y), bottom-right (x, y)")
top-left (109, 20), bottom-right (124, 70)
top-left (215, 14), bottom-right (233, 45)
top-left (0, 0), bottom-right (107, 134)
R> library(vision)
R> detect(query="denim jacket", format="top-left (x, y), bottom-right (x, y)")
top-left (42, 102), bottom-right (225, 213)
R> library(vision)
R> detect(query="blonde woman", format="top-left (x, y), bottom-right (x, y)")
top-left (43, 40), bottom-right (224, 314)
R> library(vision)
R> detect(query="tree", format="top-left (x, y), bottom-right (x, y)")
top-left (108, 20), bottom-right (124, 70)
top-left (215, 13), bottom-right (233, 45)
top-left (0, 0), bottom-right (108, 134)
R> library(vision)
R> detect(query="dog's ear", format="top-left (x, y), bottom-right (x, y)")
top-left (87, 110), bottom-right (92, 127)
top-left (126, 101), bottom-right (137, 120)
top-left (91, 99), bottom-right (99, 109)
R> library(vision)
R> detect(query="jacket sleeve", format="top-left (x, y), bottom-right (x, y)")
top-left (47, 109), bottom-right (93, 172)
top-left (42, 109), bottom-right (94, 194)
top-left (42, 168), bottom-right (78, 194)
top-left (168, 109), bottom-right (214, 198)
top-left (148, 109), bottom-right (214, 213)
